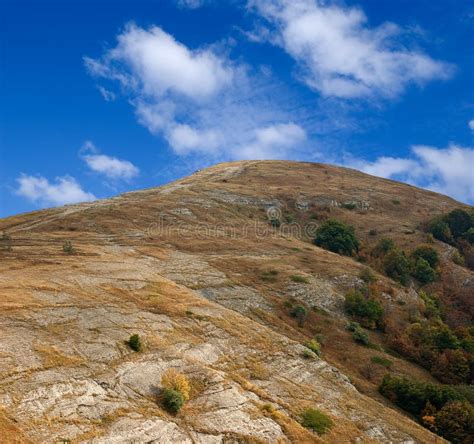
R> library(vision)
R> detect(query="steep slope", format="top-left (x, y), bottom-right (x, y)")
top-left (1, 160), bottom-right (470, 443)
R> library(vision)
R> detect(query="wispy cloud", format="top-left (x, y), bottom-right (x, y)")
top-left (349, 144), bottom-right (474, 203)
top-left (85, 23), bottom-right (307, 160)
top-left (15, 175), bottom-right (96, 206)
top-left (469, 119), bottom-right (474, 131)
top-left (97, 86), bottom-right (116, 102)
top-left (80, 141), bottom-right (139, 181)
top-left (249, 0), bottom-right (454, 99)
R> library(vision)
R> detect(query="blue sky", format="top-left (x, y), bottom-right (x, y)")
top-left (1, 0), bottom-right (473, 217)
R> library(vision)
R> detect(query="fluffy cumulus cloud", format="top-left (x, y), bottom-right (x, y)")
top-left (352, 144), bottom-right (474, 203)
top-left (249, 0), bottom-right (454, 98)
top-left (80, 141), bottom-right (139, 180)
top-left (85, 23), bottom-right (307, 159)
top-left (16, 175), bottom-right (96, 206)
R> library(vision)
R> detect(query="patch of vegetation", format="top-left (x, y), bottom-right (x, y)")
top-left (347, 321), bottom-right (369, 345)
top-left (290, 274), bottom-right (308, 284)
top-left (369, 228), bottom-right (378, 236)
top-left (304, 339), bottom-right (321, 356)
top-left (383, 249), bottom-right (410, 285)
top-left (290, 305), bottom-right (308, 327)
top-left (314, 219), bottom-right (359, 256)
top-left (391, 319), bottom-right (472, 384)
top-left (379, 375), bottom-right (472, 443)
top-left (261, 269), bottom-right (279, 282)
top-left (62, 240), bottom-right (75, 255)
top-left (341, 202), bottom-right (357, 210)
top-left (411, 245), bottom-right (439, 268)
top-left (344, 289), bottom-right (384, 329)
top-left (163, 389), bottom-right (185, 414)
top-left (371, 355), bottom-right (392, 368)
top-left (412, 258), bottom-right (436, 284)
top-left (161, 369), bottom-right (190, 413)
top-left (0, 232), bottom-right (12, 251)
top-left (451, 249), bottom-right (465, 266)
top-left (359, 267), bottom-right (376, 283)
top-left (300, 408), bottom-right (333, 435)
top-left (392, 199), bottom-right (401, 205)
top-left (127, 334), bottom-right (142, 352)
top-left (372, 238), bottom-right (395, 257)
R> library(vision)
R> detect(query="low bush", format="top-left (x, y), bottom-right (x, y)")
top-left (163, 388), bottom-right (185, 414)
top-left (290, 275), bottom-right (309, 283)
top-left (373, 238), bottom-right (395, 257)
top-left (347, 321), bottom-right (370, 345)
top-left (314, 219), bottom-right (359, 256)
top-left (384, 249), bottom-right (410, 285)
top-left (161, 368), bottom-right (191, 401)
top-left (305, 339), bottom-right (321, 356)
top-left (63, 240), bottom-right (75, 255)
top-left (300, 408), bottom-right (333, 435)
top-left (359, 267), bottom-right (376, 283)
top-left (344, 290), bottom-right (384, 329)
top-left (412, 258), bottom-right (436, 284)
top-left (371, 355), bottom-right (393, 368)
top-left (127, 334), bottom-right (142, 352)
top-left (412, 245), bottom-right (439, 268)
top-left (290, 305), bottom-right (308, 327)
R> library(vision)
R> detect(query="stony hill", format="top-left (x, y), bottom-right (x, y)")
top-left (1, 161), bottom-right (472, 443)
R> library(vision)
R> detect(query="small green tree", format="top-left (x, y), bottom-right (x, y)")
top-left (344, 290), bottom-right (383, 329)
top-left (372, 238), bottom-right (395, 257)
top-left (314, 219), bottom-right (359, 256)
top-left (412, 258), bottom-right (436, 284)
top-left (163, 388), bottom-right (185, 414)
top-left (428, 217), bottom-right (453, 243)
top-left (384, 249), bottom-right (410, 285)
top-left (63, 240), bottom-right (75, 255)
top-left (412, 245), bottom-right (439, 268)
top-left (291, 305), bottom-right (308, 327)
top-left (444, 209), bottom-right (473, 239)
top-left (128, 334), bottom-right (142, 352)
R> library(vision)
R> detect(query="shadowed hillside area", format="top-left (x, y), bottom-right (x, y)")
top-left (1, 161), bottom-right (472, 443)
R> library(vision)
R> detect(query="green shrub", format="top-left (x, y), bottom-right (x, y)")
top-left (412, 245), bottom-right (439, 268)
top-left (462, 227), bottom-right (474, 244)
top-left (305, 339), bottom-right (321, 355)
top-left (371, 355), bottom-right (393, 368)
top-left (428, 218), bottom-right (453, 243)
top-left (359, 267), bottom-right (376, 283)
top-left (444, 209), bottom-right (473, 239)
top-left (261, 269), bottom-right (279, 282)
top-left (344, 290), bottom-right (384, 329)
top-left (314, 219), bottom-right (359, 256)
top-left (373, 238), bottom-right (395, 256)
top-left (347, 321), bottom-right (370, 345)
top-left (451, 249), bottom-right (465, 266)
top-left (163, 388), bottom-right (185, 413)
top-left (128, 334), bottom-right (142, 352)
top-left (63, 240), bottom-right (75, 255)
top-left (290, 274), bottom-right (308, 283)
top-left (270, 218), bottom-right (281, 228)
top-left (300, 408), bottom-right (333, 435)
top-left (412, 258), bottom-right (436, 284)
top-left (384, 249), bottom-right (410, 285)
top-left (342, 202), bottom-right (357, 210)
top-left (290, 305), bottom-right (308, 327)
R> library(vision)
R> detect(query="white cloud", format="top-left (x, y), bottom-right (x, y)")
top-left (80, 141), bottom-right (139, 180)
top-left (469, 119), bottom-right (474, 130)
top-left (16, 175), bottom-right (96, 206)
top-left (97, 86), bottom-right (116, 102)
top-left (250, 0), bottom-right (454, 98)
top-left (85, 23), bottom-right (233, 101)
top-left (176, 0), bottom-right (206, 9)
top-left (351, 144), bottom-right (474, 203)
top-left (238, 122), bottom-right (306, 159)
top-left (85, 23), bottom-right (307, 160)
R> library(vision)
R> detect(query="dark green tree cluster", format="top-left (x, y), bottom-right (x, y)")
top-left (344, 289), bottom-right (384, 329)
top-left (314, 219), bottom-right (359, 256)
top-left (428, 208), bottom-right (474, 269)
top-left (379, 375), bottom-right (473, 443)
